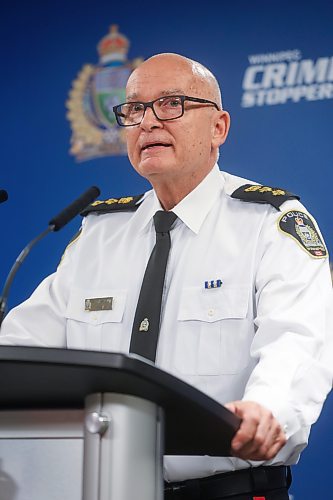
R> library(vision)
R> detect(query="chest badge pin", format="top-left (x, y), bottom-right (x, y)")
top-left (139, 318), bottom-right (150, 332)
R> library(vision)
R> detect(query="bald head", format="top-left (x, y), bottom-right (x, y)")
top-left (124, 51), bottom-right (230, 204)
top-left (127, 53), bottom-right (223, 109)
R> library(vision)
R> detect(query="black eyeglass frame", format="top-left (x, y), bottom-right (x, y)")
top-left (112, 95), bottom-right (221, 127)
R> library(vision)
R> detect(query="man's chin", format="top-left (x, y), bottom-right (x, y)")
top-left (137, 158), bottom-right (172, 178)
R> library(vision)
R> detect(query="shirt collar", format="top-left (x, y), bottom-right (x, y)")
top-left (134, 189), bottom-right (163, 234)
top-left (135, 164), bottom-right (224, 235)
top-left (172, 164), bottom-right (224, 234)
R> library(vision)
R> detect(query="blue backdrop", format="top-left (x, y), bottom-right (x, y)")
top-left (1, 1), bottom-right (332, 498)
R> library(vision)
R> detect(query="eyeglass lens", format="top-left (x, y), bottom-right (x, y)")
top-left (118, 96), bottom-right (183, 126)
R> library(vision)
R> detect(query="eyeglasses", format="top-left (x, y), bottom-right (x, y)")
top-left (112, 95), bottom-right (220, 127)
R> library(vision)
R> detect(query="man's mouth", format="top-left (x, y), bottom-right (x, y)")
top-left (141, 142), bottom-right (172, 152)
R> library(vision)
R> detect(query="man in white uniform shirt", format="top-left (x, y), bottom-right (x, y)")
top-left (1, 53), bottom-right (332, 500)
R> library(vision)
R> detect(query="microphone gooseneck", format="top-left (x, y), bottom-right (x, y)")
top-left (0, 185), bottom-right (101, 327)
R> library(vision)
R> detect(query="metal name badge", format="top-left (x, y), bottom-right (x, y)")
top-left (85, 297), bottom-right (113, 311)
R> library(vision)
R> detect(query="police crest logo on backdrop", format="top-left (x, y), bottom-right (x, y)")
top-left (66, 25), bottom-right (143, 161)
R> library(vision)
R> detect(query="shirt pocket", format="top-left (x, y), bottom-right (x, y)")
top-left (65, 288), bottom-right (126, 351)
top-left (175, 285), bottom-right (252, 375)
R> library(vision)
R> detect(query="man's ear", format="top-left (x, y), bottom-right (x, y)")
top-left (212, 111), bottom-right (230, 148)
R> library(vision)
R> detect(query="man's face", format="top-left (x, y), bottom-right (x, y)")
top-left (124, 56), bottom-right (228, 187)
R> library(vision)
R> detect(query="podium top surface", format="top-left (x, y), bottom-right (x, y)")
top-left (0, 346), bottom-right (240, 455)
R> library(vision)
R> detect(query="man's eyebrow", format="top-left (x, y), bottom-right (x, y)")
top-left (126, 89), bottom-right (186, 102)
top-left (160, 89), bottom-right (185, 96)
top-left (126, 93), bottom-right (138, 101)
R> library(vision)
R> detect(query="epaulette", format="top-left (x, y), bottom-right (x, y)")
top-left (81, 194), bottom-right (144, 216)
top-left (230, 184), bottom-right (300, 210)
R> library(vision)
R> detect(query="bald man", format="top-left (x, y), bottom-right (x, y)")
top-left (1, 53), bottom-right (332, 500)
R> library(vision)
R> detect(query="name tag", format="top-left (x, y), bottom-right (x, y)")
top-left (85, 297), bottom-right (113, 311)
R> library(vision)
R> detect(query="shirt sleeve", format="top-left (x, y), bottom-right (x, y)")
top-left (0, 223), bottom-right (83, 347)
top-left (242, 200), bottom-right (333, 459)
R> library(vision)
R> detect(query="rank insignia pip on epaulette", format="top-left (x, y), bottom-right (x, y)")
top-left (278, 210), bottom-right (327, 258)
top-left (81, 194), bottom-right (144, 216)
top-left (231, 184), bottom-right (300, 210)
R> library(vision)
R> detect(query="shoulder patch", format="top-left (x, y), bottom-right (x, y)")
top-left (81, 194), bottom-right (144, 216)
top-left (278, 210), bottom-right (327, 259)
top-left (231, 184), bottom-right (300, 210)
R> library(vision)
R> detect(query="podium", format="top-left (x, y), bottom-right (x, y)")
top-left (0, 347), bottom-right (240, 500)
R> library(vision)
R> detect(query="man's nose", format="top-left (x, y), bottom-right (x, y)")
top-left (140, 106), bottom-right (163, 130)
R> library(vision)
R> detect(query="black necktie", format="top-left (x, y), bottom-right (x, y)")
top-left (129, 210), bottom-right (177, 362)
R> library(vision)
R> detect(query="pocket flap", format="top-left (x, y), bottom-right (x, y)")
top-left (66, 288), bottom-right (126, 324)
top-left (178, 285), bottom-right (249, 322)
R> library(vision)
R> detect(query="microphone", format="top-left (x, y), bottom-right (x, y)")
top-left (0, 190), bottom-right (8, 204)
top-left (49, 186), bottom-right (100, 231)
top-left (0, 185), bottom-right (100, 326)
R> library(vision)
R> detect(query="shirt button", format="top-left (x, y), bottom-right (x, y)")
top-left (208, 308), bottom-right (215, 317)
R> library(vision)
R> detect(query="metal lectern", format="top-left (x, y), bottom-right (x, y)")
top-left (0, 347), bottom-right (240, 500)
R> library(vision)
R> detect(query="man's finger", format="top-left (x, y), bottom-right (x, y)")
top-left (226, 401), bottom-right (287, 460)
top-left (230, 412), bottom-right (259, 450)
top-left (233, 418), bottom-right (286, 460)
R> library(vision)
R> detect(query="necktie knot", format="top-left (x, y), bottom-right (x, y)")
top-left (153, 210), bottom-right (177, 234)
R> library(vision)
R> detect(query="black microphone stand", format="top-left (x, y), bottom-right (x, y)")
top-left (0, 185), bottom-right (100, 328)
top-left (0, 225), bottom-right (55, 326)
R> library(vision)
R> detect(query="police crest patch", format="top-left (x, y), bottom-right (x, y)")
top-left (278, 210), bottom-right (327, 258)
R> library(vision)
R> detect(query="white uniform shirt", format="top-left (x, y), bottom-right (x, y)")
top-left (1, 165), bottom-right (332, 481)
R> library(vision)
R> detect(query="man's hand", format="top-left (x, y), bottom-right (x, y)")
top-left (225, 400), bottom-right (287, 461)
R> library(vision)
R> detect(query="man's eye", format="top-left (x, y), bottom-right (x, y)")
top-left (125, 103), bottom-right (143, 115)
top-left (162, 97), bottom-right (182, 108)
top-left (130, 104), bottom-right (144, 113)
